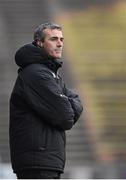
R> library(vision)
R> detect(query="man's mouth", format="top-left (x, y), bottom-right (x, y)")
top-left (55, 49), bottom-right (62, 53)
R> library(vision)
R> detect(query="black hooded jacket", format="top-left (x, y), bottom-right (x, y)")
top-left (9, 43), bottom-right (83, 173)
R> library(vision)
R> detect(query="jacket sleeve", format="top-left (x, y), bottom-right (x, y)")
top-left (21, 67), bottom-right (75, 130)
top-left (63, 84), bottom-right (83, 124)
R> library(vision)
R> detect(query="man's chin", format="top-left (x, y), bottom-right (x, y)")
top-left (53, 55), bottom-right (62, 59)
top-left (49, 52), bottom-right (62, 59)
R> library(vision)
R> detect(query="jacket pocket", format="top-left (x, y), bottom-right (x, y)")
top-left (32, 120), bottom-right (47, 151)
top-left (38, 126), bottom-right (47, 151)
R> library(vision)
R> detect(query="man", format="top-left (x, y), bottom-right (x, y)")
top-left (9, 22), bottom-right (83, 179)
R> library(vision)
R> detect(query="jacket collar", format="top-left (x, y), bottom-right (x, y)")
top-left (15, 42), bottom-right (63, 73)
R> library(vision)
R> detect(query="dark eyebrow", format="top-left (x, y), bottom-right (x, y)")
top-left (50, 36), bottom-right (64, 40)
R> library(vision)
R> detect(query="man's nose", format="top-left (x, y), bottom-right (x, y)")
top-left (57, 40), bottom-right (63, 47)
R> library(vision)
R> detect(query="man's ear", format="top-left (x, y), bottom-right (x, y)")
top-left (37, 41), bottom-right (43, 47)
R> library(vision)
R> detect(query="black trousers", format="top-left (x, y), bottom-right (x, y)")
top-left (16, 169), bottom-right (61, 179)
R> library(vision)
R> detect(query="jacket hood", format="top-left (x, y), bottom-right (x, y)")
top-left (15, 43), bottom-right (63, 73)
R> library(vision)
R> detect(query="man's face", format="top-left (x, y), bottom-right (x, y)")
top-left (42, 28), bottom-right (64, 59)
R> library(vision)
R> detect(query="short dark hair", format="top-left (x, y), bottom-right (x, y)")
top-left (33, 22), bottom-right (62, 42)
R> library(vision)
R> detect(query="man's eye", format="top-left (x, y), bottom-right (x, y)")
top-left (60, 38), bottom-right (64, 42)
top-left (51, 38), bottom-right (57, 41)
